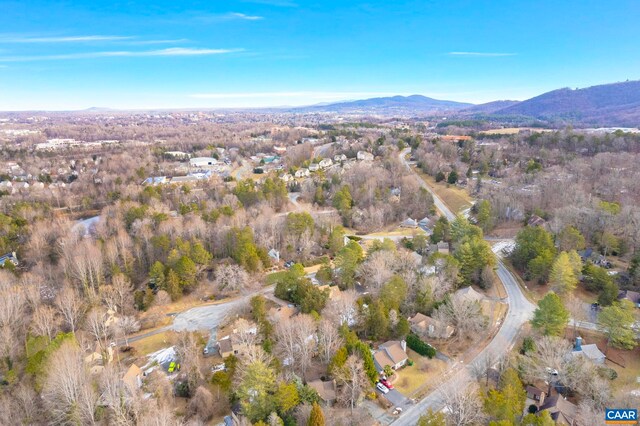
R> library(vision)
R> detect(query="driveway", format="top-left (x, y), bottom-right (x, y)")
top-left (382, 389), bottom-right (408, 407)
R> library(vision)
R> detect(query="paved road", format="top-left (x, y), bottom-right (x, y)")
top-left (391, 149), bottom-right (536, 426)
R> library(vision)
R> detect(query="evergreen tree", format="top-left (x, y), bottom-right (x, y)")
top-left (531, 292), bottom-right (570, 336)
top-left (308, 402), bottom-right (326, 426)
top-left (598, 300), bottom-right (638, 350)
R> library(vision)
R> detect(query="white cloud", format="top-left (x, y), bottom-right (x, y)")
top-left (229, 12), bottom-right (264, 21)
top-left (0, 48), bottom-right (242, 62)
top-left (128, 39), bottom-right (189, 45)
top-left (0, 35), bottom-right (134, 43)
top-left (191, 12), bottom-right (264, 23)
top-left (448, 51), bottom-right (516, 57)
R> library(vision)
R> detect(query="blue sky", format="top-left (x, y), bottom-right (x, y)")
top-left (1, 0), bottom-right (639, 110)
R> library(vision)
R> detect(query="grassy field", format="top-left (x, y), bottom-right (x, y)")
top-left (130, 330), bottom-right (177, 356)
top-left (413, 166), bottom-right (472, 214)
top-left (367, 228), bottom-right (425, 238)
top-left (266, 270), bottom-right (288, 285)
top-left (393, 349), bottom-right (447, 396)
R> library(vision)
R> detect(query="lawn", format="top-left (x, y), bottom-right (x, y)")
top-left (130, 330), bottom-right (177, 356)
top-left (266, 270), bottom-right (289, 285)
top-left (392, 349), bottom-right (447, 396)
top-left (412, 166), bottom-right (472, 215)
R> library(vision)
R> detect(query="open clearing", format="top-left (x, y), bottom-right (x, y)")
top-left (412, 166), bottom-right (472, 214)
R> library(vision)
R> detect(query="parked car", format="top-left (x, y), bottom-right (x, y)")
top-left (376, 382), bottom-right (389, 394)
top-left (380, 378), bottom-right (394, 389)
top-left (392, 407), bottom-right (403, 415)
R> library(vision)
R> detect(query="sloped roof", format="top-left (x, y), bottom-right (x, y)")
top-left (454, 286), bottom-right (485, 304)
top-left (308, 379), bottom-right (337, 402)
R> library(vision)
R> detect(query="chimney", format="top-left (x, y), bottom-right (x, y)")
top-left (574, 336), bottom-right (582, 351)
top-left (400, 340), bottom-right (407, 352)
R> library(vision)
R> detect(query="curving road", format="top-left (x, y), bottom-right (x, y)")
top-left (391, 149), bottom-right (536, 426)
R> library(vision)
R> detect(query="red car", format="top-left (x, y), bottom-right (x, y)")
top-left (380, 378), bottom-right (394, 389)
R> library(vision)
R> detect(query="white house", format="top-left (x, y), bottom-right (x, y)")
top-left (280, 173), bottom-right (294, 183)
top-left (334, 154), bottom-right (347, 162)
top-left (268, 248), bottom-right (280, 262)
top-left (190, 157), bottom-right (217, 167)
top-left (295, 168), bottom-right (310, 178)
top-left (319, 158), bottom-right (333, 169)
top-left (308, 163), bottom-right (320, 172)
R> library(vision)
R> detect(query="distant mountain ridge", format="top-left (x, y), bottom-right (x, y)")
top-left (492, 80), bottom-right (640, 125)
top-left (460, 100), bottom-right (520, 114)
top-left (290, 94), bottom-right (473, 114)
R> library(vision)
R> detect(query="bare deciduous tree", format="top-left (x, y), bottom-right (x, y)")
top-left (31, 304), bottom-right (59, 341)
top-left (433, 297), bottom-right (486, 341)
top-left (213, 264), bottom-right (250, 293)
top-left (42, 341), bottom-right (98, 426)
top-left (175, 332), bottom-right (204, 392)
top-left (336, 355), bottom-right (370, 415)
top-left (439, 381), bottom-right (484, 426)
top-left (188, 386), bottom-right (215, 423)
top-left (56, 285), bottom-right (85, 333)
top-left (317, 318), bottom-right (343, 364)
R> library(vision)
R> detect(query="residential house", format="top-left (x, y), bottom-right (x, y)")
top-left (527, 215), bottom-right (546, 227)
top-left (273, 145), bottom-right (288, 155)
top-left (571, 336), bottom-right (606, 364)
top-left (308, 379), bottom-right (337, 406)
top-left (295, 168), bottom-right (310, 178)
top-left (374, 340), bottom-right (408, 371)
top-left (217, 337), bottom-right (234, 358)
top-left (334, 154), bottom-right (347, 162)
top-left (0, 252), bottom-right (19, 267)
top-left (526, 385), bottom-right (546, 405)
top-left (142, 176), bottom-right (168, 186)
top-left (538, 395), bottom-right (578, 425)
top-left (453, 286), bottom-right (485, 304)
top-left (408, 313), bottom-right (454, 339)
top-left (308, 163), bottom-right (320, 172)
top-left (618, 290), bottom-right (640, 307)
top-left (318, 285), bottom-right (342, 301)
top-left (170, 175), bottom-right (200, 184)
top-left (419, 217), bottom-right (435, 234)
top-left (357, 151), bottom-right (374, 161)
top-left (436, 241), bottom-right (450, 255)
top-left (190, 157), bottom-right (217, 167)
top-left (268, 248), bottom-right (280, 262)
top-left (122, 364), bottom-right (144, 391)
top-left (280, 173), bottom-right (294, 183)
top-left (319, 158), bottom-right (333, 169)
top-left (400, 218), bottom-right (418, 228)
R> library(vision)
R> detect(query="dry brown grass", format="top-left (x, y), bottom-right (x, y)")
top-left (412, 166), bottom-right (472, 214)
top-left (392, 349), bottom-right (447, 396)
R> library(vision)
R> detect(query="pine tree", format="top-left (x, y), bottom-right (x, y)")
top-left (531, 292), bottom-right (570, 336)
